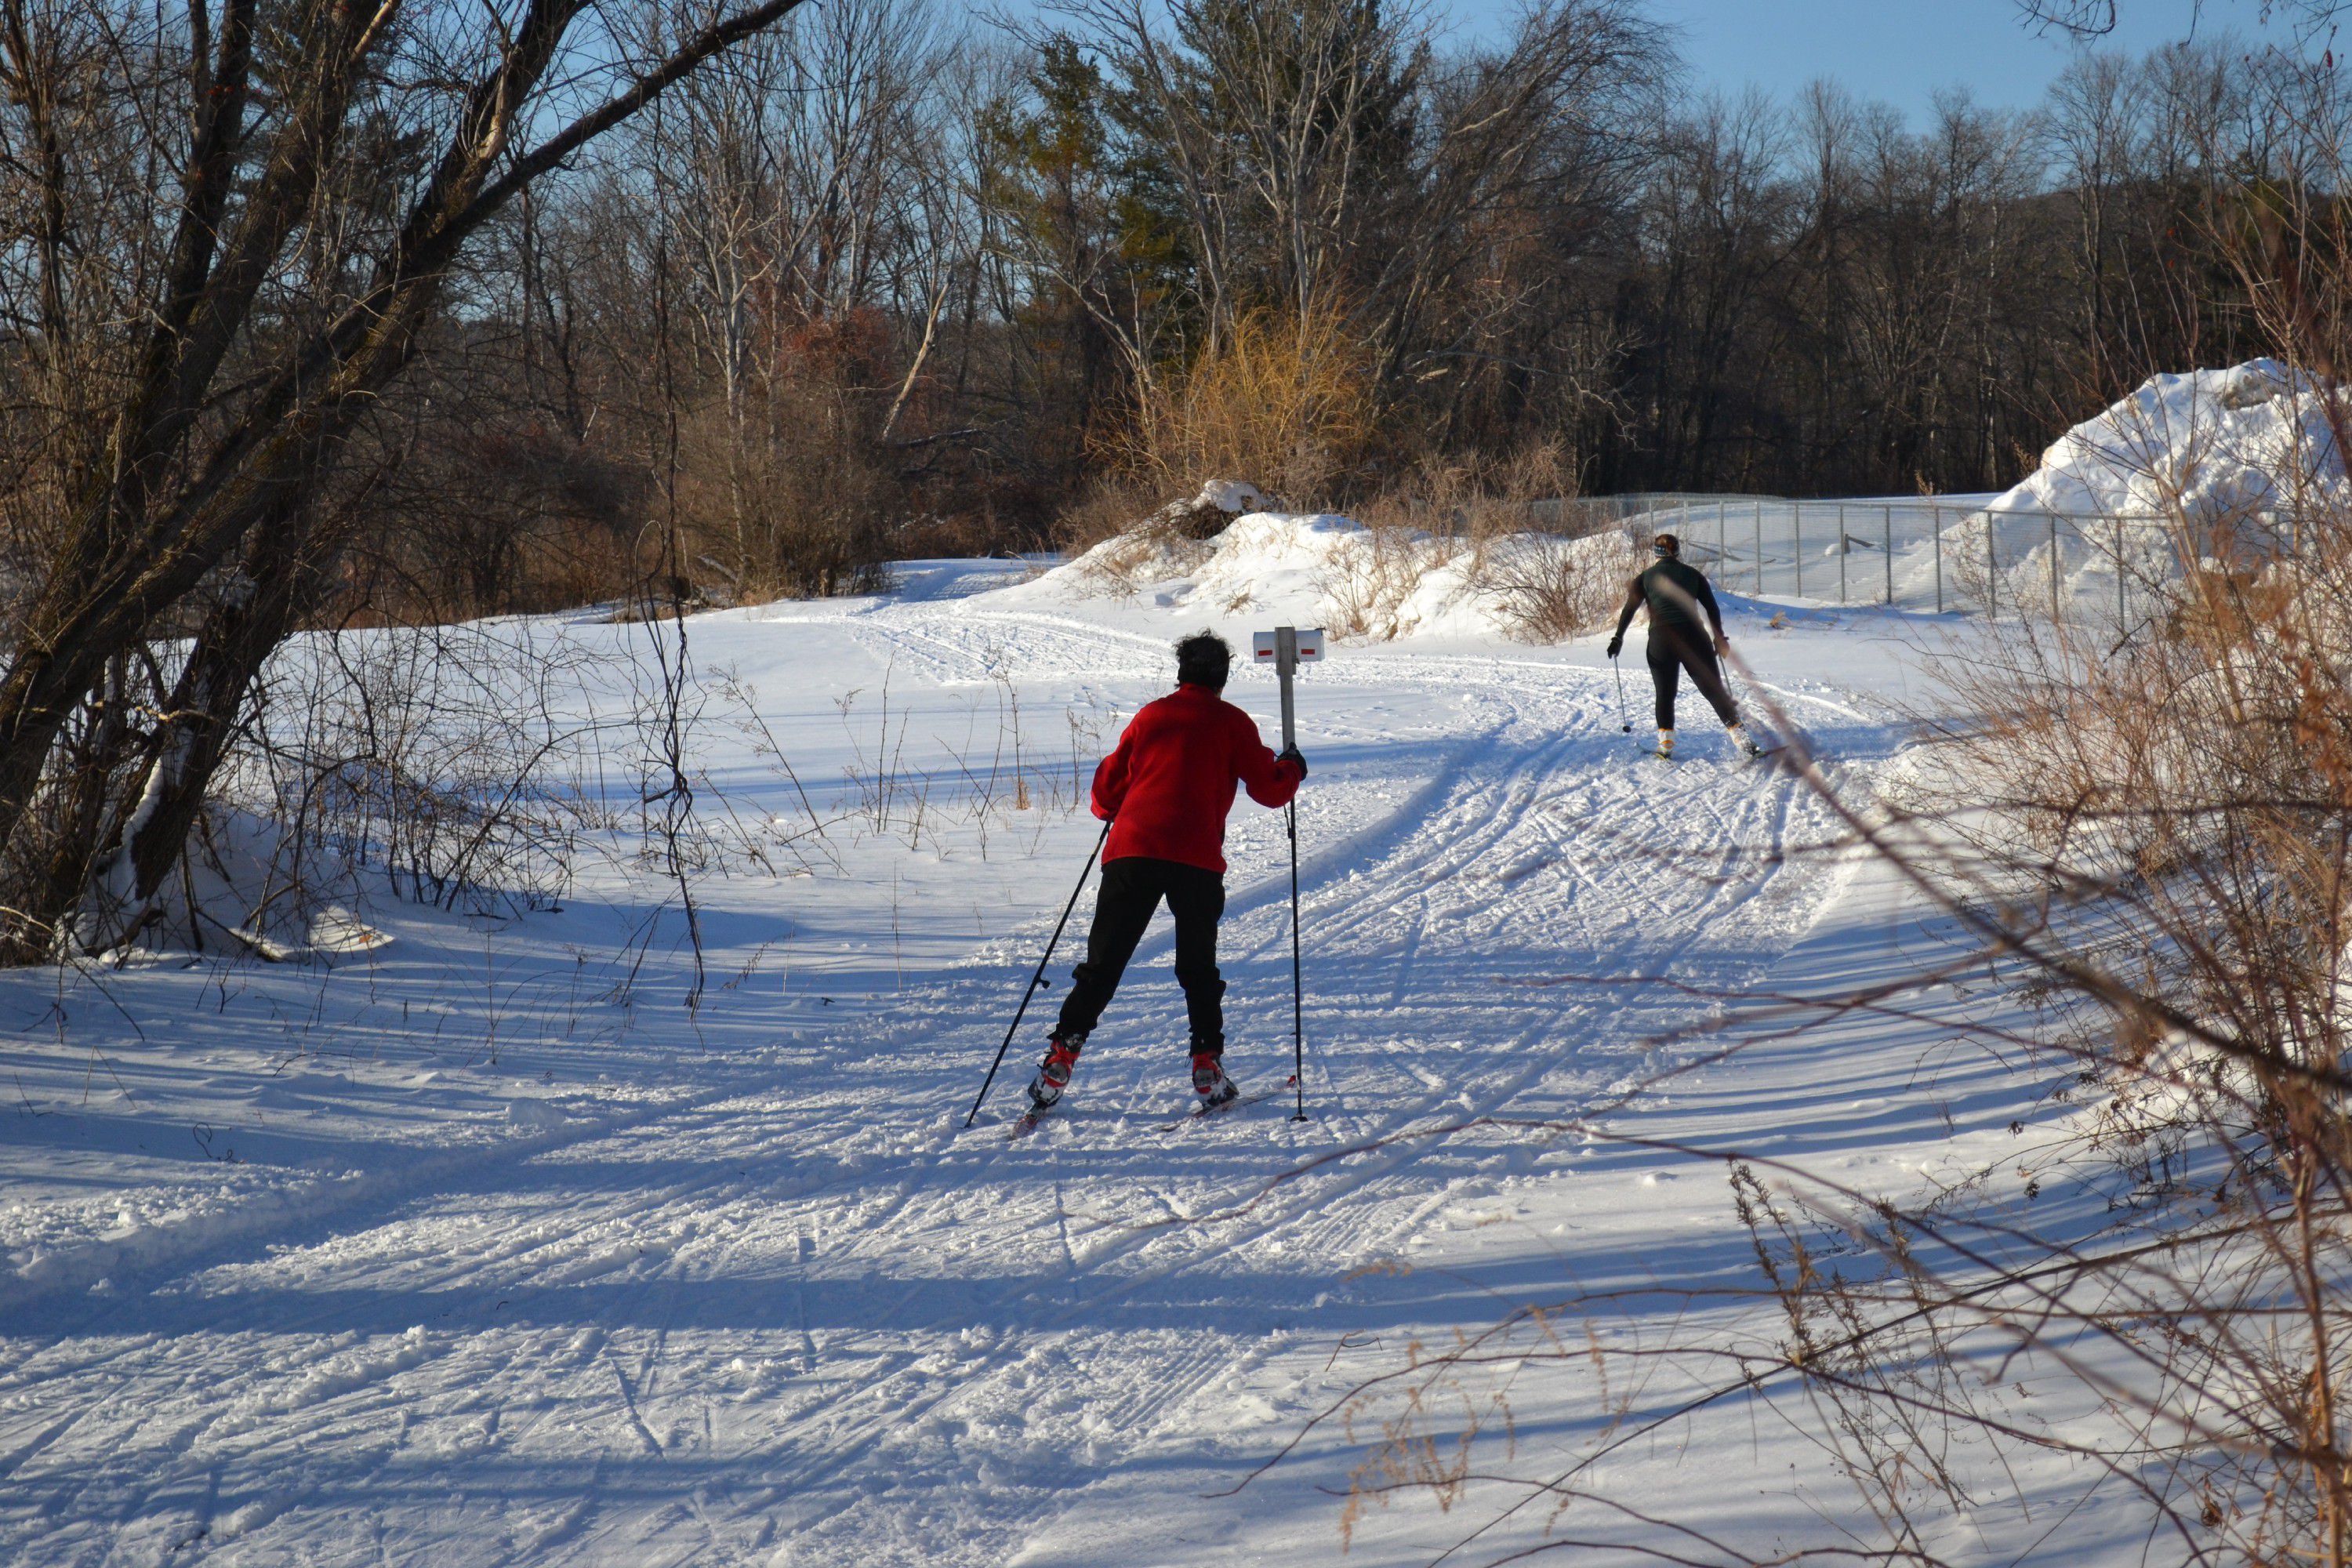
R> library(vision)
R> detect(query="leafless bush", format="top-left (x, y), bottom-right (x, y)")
top-left (1054, 481), bottom-right (1274, 596)
top-left (1476, 528), bottom-right (1646, 641)
top-left (1341, 501), bottom-right (2352, 1564)
top-left (1325, 443), bottom-right (1634, 641)
top-left (1352, 441), bottom-right (1583, 543)
top-left (1315, 524), bottom-right (1462, 642)
top-left (675, 330), bottom-right (901, 601)
top-left (1278, 374), bottom-right (2352, 1559)
top-left (1054, 477), bottom-right (1250, 555)
top-left (220, 623), bottom-right (619, 934)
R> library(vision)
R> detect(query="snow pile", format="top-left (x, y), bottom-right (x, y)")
top-left (1007, 508), bottom-right (1638, 644)
top-left (1977, 360), bottom-right (2346, 533)
top-left (1915, 361), bottom-right (2347, 614)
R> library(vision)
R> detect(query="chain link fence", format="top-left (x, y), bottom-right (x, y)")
top-left (1547, 493), bottom-right (2297, 630)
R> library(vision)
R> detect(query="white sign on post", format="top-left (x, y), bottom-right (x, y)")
top-left (1251, 626), bottom-right (1323, 749)
top-left (1252, 626), bottom-right (1323, 1122)
top-left (1250, 628), bottom-right (1325, 666)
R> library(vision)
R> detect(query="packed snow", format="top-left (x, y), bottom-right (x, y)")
top-left (0, 512), bottom-right (2154, 1565)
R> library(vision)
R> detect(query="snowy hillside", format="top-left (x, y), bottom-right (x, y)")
top-left (0, 527), bottom-right (2140, 1566)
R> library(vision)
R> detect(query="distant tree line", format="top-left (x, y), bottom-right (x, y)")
top-left (303, 0), bottom-right (2347, 624)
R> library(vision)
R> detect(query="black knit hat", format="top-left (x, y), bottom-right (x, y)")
top-left (1175, 632), bottom-right (1232, 691)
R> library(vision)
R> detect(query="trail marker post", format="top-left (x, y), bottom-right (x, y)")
top-left (1253, 626), bottom-right (1323, 1121)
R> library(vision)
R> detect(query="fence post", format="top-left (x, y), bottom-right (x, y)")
top-left (1838, 503), bottom-right (1847, 604)
top-left (1883, 504), bottom-right (1893, 605)
top-left (2049, 512), bottom-right (2060, 624)
top-left (1987, 511), bottom-right (1997, 620)
top-left (1754, 500), bottom-right (1763, 597)
top-left (2115, 516), bottom-right (2125, 631)
top-left (1934, 505), bottom-right (1944, 613)
top-left (1794, 499), bottom-right (1802, 599)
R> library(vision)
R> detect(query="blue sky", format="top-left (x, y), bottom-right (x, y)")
top-left (1440, 0), bottom-right (2328, 124)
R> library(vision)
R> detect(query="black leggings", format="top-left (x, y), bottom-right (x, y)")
top-left (1647, 630), bottom-right (1739, 730)
top-left (1055, 856), bottom-right (1227, 1052)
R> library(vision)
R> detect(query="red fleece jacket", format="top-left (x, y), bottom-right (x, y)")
top-left (1091, 684), bottom-right (1304, 873)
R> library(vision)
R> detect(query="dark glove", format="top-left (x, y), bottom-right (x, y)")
top-left (1605, 636), bottom-right (1623, 659)
top-left (1278, 745), bottom-right (1308, 779)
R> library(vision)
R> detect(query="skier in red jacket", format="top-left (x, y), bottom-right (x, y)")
top-left (1026, 632), bottom-right (1306, 1113)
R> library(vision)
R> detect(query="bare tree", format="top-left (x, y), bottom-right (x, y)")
top-left (0, 0), bottom-right (815, 958)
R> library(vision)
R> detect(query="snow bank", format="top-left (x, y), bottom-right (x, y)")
top-left (1915, 360), bottom-right (2347, 614)
top-left (1003, 509), bottom-right (1638, 644)
top-left (1978, 359), bottom-right (2346, 533)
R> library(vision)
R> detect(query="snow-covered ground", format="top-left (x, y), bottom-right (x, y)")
top-left (0, 535), bottom-right (2126, 1566)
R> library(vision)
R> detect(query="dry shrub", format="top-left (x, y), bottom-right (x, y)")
top-left (1113, 305), bottom-right (1377, 505)
top-left (1475, 528), bottom-right (1644, 641)
top-left (1316, 524), bottom-right (1461, 641)
top-left (1345, 439), bottom-right (1628, 642)
top-left (1065, 528), bottom-right (1218, 599)
top-left (1315, 492), bottom-right (2352, 1563)
top-left (1051, 476), bottom-right (1189, 556)
top-left (1051, 477), bottom-right (1276, 597)
top-left (1661, 471), bottom-right (2352, 1561)
top-left (1307, 394), bottom-right (2352, 1563)
top-left (1352, 439), bottom-right (1581, 543)
top-left (346, 417), bottom-right (648, 622)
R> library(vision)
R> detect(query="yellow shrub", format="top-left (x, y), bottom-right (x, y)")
top-left (1113, 305), bottom-right (1377, 506)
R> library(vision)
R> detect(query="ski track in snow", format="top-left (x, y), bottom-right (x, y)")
top-left (0, 591), bottom-right (1946, 1567)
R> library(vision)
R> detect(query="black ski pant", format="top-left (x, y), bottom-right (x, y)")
top-left (1647, 628), bottom-right (1739, 731)
top-left (1055, 855), bottom-right (1226, 1053)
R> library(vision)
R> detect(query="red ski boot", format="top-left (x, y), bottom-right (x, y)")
top-left (1027, 1032), bottom-right (1086, 1112)
top-left (1191, 1049), bottom-right (1240, 1109)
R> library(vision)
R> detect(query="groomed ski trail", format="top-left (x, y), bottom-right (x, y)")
top-left (0, 598), bottom-right (1900, 1568)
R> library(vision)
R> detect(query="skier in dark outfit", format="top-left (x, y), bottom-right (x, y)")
top-left (1606, 533), bottom-right (1762, 760)
top-left (1025, 633), bottom-right (1307, 1113)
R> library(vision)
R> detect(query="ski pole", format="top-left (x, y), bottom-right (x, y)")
top-left (1611, 653), bottom-right (1632, 735)
top-left (964, 818), bottom-right (1109, 1128)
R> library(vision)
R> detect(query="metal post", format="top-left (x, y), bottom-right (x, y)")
top-left (1987, 510), bottom-right (1998, 620)
top-left (1754, 500), bottom-right (1763, 596)
top-left (1793, 499), bottom-right (1802, 599)
top-left (2049, 512), bottom-right (2060, 625)
top-left (1275, 626), bottom-right (1298, 749)
top-left (1883, 504), bottom-right (1893, 605)
top-left (1272, 626), bottom-right (1307, 1123)
top-left (1716, 497), bottom-right (1726, 574)
top-left (1934, 505), bottom-right (1944, 613)
top-left (1838, 502), bottom-right (1847, 604)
